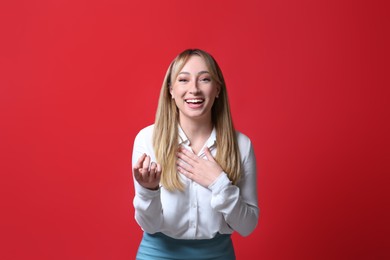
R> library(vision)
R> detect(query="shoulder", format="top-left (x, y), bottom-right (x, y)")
top-left (137, 124), bottom-right (155, 135)
top-left (235, 130), bottom-right (254, 159)
top-left (235, 130), bottom-right (252, 148)
top-left (132, 124), bottom-right (156, 160)
top-left (134, 124), bottom-right (155, 141)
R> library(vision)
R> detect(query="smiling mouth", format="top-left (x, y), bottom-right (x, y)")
top-left (185, 98), bottom-right (205, 104)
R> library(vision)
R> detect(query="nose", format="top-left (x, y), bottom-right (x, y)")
top-left (189, 79), bottom-right (200, 94)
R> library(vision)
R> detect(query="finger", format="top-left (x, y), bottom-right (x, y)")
top-left (150, 162), bottom-right (157, 172)
top-left (178, 148), bottom-right (198, 164)
top-left (156, 163), bottom-right (162, 173)
top-left (134, 153), bottom-right (147, 170)
top-left (204, 147), bottom-right (216, 162)
top-left (134, 168), bottom-right (145, 182)
top-left (177, 158), bottom-right (193, 173)
top-left (134, 170), bottom-right (142, 181)
top-left (177, 166), bottom-right (192, 180)
top-left (149, 162), bottom-right (157, 181)
top-left (133, 154), bottom-right (147, 181)
top-left (142, 155), bottom-right (151, 177)
top-left (155, 163), bottom-right (162, 180)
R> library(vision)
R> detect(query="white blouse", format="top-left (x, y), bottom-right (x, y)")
top-left (132, 125), bottom-right (259, 239)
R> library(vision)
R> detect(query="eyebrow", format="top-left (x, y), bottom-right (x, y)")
top-left (178, 70), bottom-right (210, 76)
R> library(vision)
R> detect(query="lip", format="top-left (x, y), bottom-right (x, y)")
top-left (184, 98), bottom-right (205, 109)
top-left (184, 98), bottom-right (205, 104)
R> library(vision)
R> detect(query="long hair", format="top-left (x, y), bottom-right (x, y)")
top-left (153, 49), bottom-right (241, 191)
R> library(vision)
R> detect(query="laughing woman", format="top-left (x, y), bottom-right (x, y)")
top-left (132, 49), bottom-right (259, 260)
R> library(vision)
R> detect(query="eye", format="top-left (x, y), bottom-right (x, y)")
top-left (200, 77), bottom-right (211, 82)
top-left (178, 78), bottom-right (188, 83)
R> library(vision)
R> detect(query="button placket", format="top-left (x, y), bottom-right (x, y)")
top-left (188, 180), bottom-right (198, 237)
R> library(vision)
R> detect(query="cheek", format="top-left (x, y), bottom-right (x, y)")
top-left (171, 86), bottom-right (184, 97)
top-left (172, 97), bottom-right (183, 107)
top-left (207, 87), bottom-right (219, 97)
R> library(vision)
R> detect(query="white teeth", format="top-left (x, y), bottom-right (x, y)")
top-left (186, 99), bottom-right (203, 104)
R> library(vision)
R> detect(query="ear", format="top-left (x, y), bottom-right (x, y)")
top-left (169, 85), bottom-right (174, 99)
top-left (216, 86), bottom-right (221, 98)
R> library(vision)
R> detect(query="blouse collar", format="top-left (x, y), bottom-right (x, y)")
top-left (178, 125), bottom-right (217, 149)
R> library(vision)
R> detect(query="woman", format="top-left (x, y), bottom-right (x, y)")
top-left (132, 49), bottom-right (259, 260)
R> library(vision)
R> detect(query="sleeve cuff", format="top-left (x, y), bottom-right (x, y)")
top-left (135, 181), bottom-right (160, 199)
top-left (208, 172), bottom-right (231, 194)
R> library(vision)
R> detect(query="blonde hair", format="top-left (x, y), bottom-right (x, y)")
top-left (153, 49), bottom-right (241, 191)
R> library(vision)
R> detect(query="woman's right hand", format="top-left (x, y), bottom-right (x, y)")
top-left (133, 153), bottom-right (162, 190)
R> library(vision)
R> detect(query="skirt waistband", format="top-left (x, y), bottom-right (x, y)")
top-left (136, 232), bottom-right (235, 260)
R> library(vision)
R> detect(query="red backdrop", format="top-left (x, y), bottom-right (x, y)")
top-left (1, 0), bottom-right (389, 259)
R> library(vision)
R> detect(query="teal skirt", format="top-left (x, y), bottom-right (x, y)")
top-left (136, 232), bottom-right (235, 260)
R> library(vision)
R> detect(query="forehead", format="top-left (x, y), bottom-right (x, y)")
top-left (179, 55), bottom-right (209, 73)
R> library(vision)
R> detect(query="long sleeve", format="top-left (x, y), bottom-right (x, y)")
top-left (208, 135), bottom-right (259, 237)
top-left (132, 126), bottom-right (163, 234)
top-left (131, 126), bottom-right (259, 239)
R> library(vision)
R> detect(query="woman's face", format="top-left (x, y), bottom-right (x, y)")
top-left (170, 55), bottom-right (220, 124)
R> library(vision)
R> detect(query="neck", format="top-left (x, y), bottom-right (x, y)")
top-left (179, 115), bottom-right (213, 144)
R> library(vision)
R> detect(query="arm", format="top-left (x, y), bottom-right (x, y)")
top-left (208, 141), bottom-right (259, 236)
top-left (132, 129), bottom-right (163, 234)
top-left (177, 138), bottom-right (259, 236)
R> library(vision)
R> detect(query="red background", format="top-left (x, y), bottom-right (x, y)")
top-left (1, 0), bottom-right (389, 259)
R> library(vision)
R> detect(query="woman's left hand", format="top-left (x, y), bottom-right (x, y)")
top-left (176, 146), bottom-right (223, 187)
